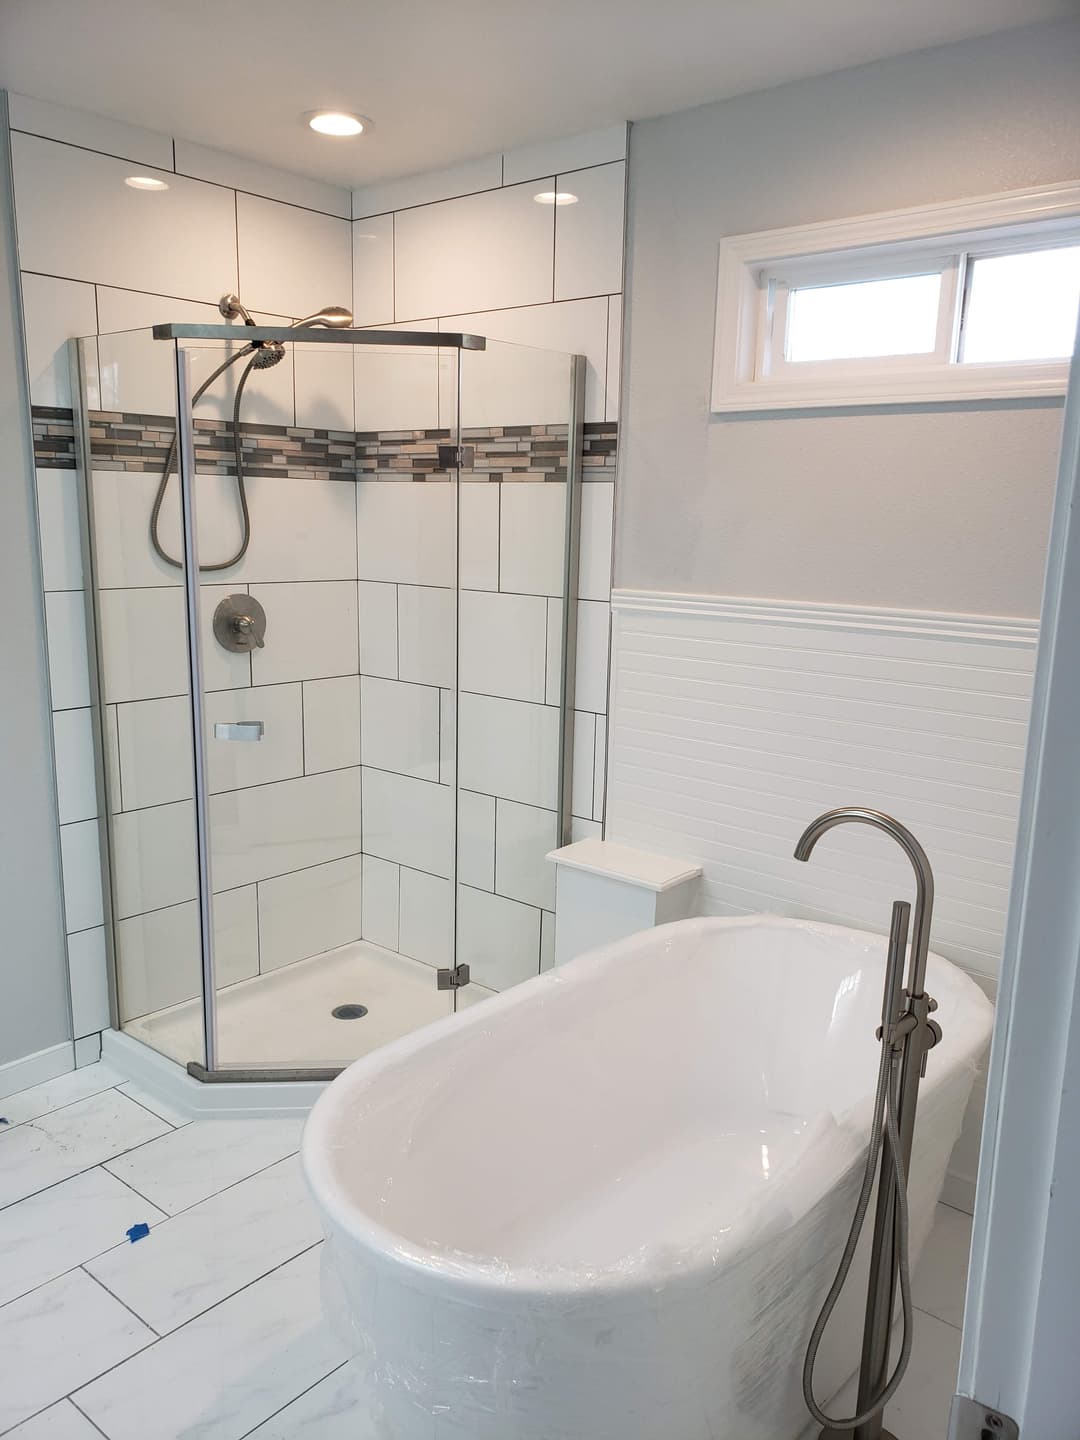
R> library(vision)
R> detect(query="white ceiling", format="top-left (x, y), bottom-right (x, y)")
top-left (0, 0), bottom-right (1074, 191)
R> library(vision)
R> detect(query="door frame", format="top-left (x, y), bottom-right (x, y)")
top-left (952, 330), bottom-right (1080, 1437)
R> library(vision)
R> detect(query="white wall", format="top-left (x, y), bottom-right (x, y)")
top-left (618, 20), bottom-right (1080, 614)
top-left (0, 97), bottom-right (72, 1083)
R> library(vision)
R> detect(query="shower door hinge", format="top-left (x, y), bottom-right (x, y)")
top-left (435, 444), bottom-right (475, 470)
top-left (948, 1395), bottom-right (1019, 1440)
top-left (437, 963), bottom-right (471, 990)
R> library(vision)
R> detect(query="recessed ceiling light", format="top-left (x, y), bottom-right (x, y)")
top-left (534, 190), bottom-right (578, 206)
top-left (125, 175), bottom-right (169, 191)
top-left (307, 111), bottom-right (367, 137)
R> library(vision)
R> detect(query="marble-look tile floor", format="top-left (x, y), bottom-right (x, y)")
top-left (0, 1063), bottom-right (971, 1439)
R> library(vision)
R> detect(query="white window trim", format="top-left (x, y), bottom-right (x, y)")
top-left (712, 180), bottom-right (1080, 413)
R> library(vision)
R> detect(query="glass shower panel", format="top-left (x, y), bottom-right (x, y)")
top-left (182, 336), bottom-right (462, 1074)
top-left (456, 339), bottom-right (579, 1002)
top-left (72, 327), bottom-right (208, 1067)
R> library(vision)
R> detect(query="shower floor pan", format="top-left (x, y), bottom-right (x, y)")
top-left (124, 940), bottom-right (495, 1074)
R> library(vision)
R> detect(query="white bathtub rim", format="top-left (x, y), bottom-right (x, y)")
top-left (302, 914), bottom-right (993, 1301)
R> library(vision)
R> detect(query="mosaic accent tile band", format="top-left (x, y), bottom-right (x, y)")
top-left (32, 407), bottom-right (617, 482)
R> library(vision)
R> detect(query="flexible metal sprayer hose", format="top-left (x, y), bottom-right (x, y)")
top-left (149, 345), bottom-right (260, 572)
top-left (802, 1032), bottom-right (915, 1430)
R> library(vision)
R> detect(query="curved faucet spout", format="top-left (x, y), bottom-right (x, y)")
top-left (794, 806), bottom-right (935, 995)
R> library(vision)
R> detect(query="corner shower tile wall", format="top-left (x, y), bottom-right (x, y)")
top-left (11, 94), bottom-right (355, 1045)
top-left (351, 125), bottom-right (625, 985)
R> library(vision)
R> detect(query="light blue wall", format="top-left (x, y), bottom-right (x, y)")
top-left (0, 92), bottom-right (71, 1068)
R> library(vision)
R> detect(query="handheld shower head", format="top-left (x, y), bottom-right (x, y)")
top-left (292, 305), bottom-right (354, 329)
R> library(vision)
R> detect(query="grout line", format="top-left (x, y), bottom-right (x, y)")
top-left (235, 1359), bottom-right (352, 1440)
top-left (68, 1396), bottom-right (112, 1438)
top-left (80, 1264), bottom-right (161, 1339)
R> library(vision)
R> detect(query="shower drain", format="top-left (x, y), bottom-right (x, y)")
top-left (332, 1003), bottom-right (369, 1020)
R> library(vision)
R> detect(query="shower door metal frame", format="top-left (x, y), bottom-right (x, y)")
top-left (167, 327), bottom-right (476, 1082)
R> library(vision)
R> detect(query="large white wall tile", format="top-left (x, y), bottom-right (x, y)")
top-left (579, 483), bottom-right (614, 601)
top-left (294, 347), bottom-right (355, 431)
top-left (545, 597), bottom-right (564, 704)
top-left (236, 192), bottom-right (351, 319)
top-left (35, 468), bottom-right (83, 592)
top-left (12, 134), bottom-right (236, 299)
top-left (554, 162), bottom-right (626, 301)
top-left (45, 590), bottom-right (91, 709)
top-left (593, 713), bottom-right (608, 820)
top-left (459, 485), bottom-right (499, 590)
top-left (66, 927), bottom-right (110, 1037)
top-left (115, 887), bottom-right (257, 1019)
top-left (458, 789), bottom-right (495, 890)
top-left (303, 676), bottom-right (362, 773)
top-left (115, 680), bottom-right (292, 809)
top-left (361, 855), bottom-right (399, 950)
top-left (59, 819), bottom-right (104, 933)
top-left (502, 125), bottom-right (628, 185)
top-left (458, 692), bottom-right (560, 808)
top-left (398, 867), bottom-right (452, 968)
top-left (574, 599), bottom-right (611, 713)
top-left (173, 140), bottom-right (350, 218)
top-left (495, 799), bottom-right (557, 909)
top-left (206, 684), bottom-right (304, 794)
top-left (10, 93), bottom-right (175, 169)
top-left (395, 182), bottom-right (555, 320)
top-left (459, 590), bottom-right (548, 702)
top-left (499, 483), bottom-right (567, 596)
top-left (356, 482), bottom-right (455, 586)
top-left (111, 800), bottom-right (198, 918)
top-left (257, 855), bottom-right (363, 971)
top-left (351, 214), bottom-right (394, 325)
top-left (352, 155), bottom-right (502, 220)
top-left (571, 710), bottom-right (596, 819)
top-left (606, 294), bottom-right (622, 422)
top-left (361, 767), bottom-right (452, 877)
top-left (97, 587), bottom-right (187, 703)
top-left (210, 768), bottom-right (362, 891)
top-left (249, 581), bottom-right (359, 686)
top-left (458, 885), bottom-right (541, 990)
top-left (52, 707), bottom-right (98, 824)
top-left (439, 686), bottom-right (456, 787)
top-left (116, 696), bottom-right (191, 809)
top-left (358, 580), bottom-right (398, 677)
top-left (353, 338), bottom-right (440, 432)
top-left (397, 584), bottom-right (455, 687)
top-left (360, 676), bottom-right (440, 781)
top-left (451, 297), bottom-right (608, 425)
top-left (19, 272), bottom-right (97, 408)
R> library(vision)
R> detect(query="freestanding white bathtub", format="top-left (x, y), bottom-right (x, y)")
top-left (302, 916), bottom-right (994, 1440)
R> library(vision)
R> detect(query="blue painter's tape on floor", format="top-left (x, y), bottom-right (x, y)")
top-left (126, 1222), bottom-right (151, 1243)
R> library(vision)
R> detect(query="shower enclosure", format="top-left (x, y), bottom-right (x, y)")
top-left (70, 315), bottom-right (586, 1080)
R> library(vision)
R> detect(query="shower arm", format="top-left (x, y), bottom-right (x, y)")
top-left (795, 807), bottom-right (942, 1440)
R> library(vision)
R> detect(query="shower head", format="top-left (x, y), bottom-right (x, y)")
top-left (291, 305), bottom-right (354, 329)
top-left (251, 342), bottom-right (286, 369)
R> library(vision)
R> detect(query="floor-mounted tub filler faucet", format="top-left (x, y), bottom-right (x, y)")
top-left (795, 807), bottom-right (942, 1440)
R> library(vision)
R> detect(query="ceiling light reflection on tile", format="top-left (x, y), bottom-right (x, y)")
top-left (125, 175), bottom-right (169, 191)
top-left (534, 191), bottom-right (578, 206)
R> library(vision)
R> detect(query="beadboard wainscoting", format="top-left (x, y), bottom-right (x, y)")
top-left (605, 590), bottom-right (1039, 1208)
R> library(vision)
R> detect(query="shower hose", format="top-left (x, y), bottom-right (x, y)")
top-left (802, 1025), bottom-right (915, 1431)
top-left (149, 344), bottom-right (264, 571)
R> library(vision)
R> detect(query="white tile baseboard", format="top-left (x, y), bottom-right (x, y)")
top-left (0, 1041), bottom-right (75, 1101)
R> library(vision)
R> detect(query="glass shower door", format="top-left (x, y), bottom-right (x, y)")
top-left (454, 340), bottom-right (586, 1004)
top-left (179, 333), bottom-right (462, 1076)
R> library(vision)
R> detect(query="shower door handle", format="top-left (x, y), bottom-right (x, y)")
top-left (213, 722), bottom-right (264, 742)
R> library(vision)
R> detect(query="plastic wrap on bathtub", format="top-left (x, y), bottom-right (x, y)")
top-left (315, 1075), bottom-right (974, 1440)
top-left (302, 916), bottom-right (993, 1440)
